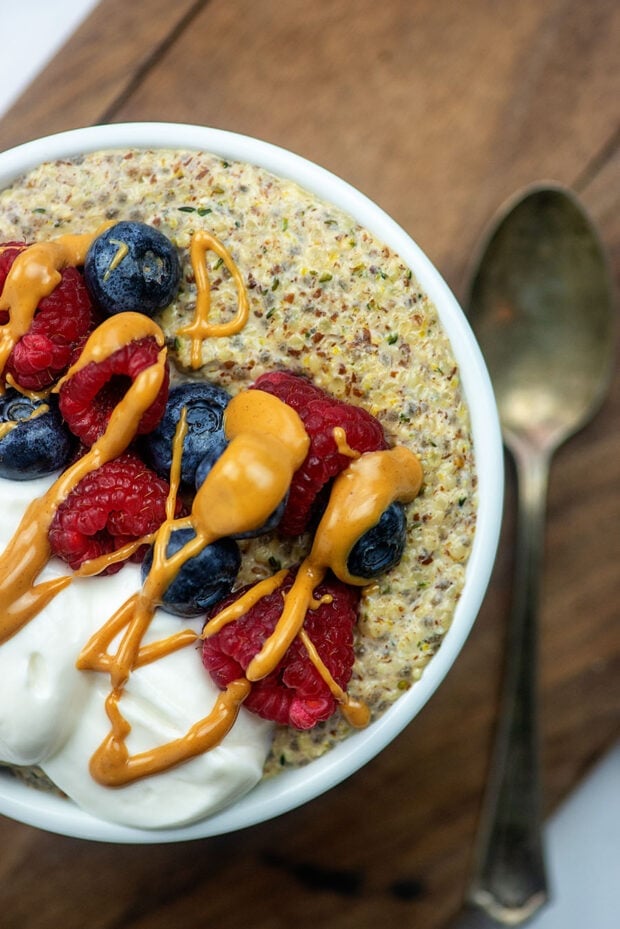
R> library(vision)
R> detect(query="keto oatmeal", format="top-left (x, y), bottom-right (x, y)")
top-left (0, 149), bottom-right (476, 814)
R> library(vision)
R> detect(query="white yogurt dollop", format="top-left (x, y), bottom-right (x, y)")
top-left (0, 475), bottom-right (273, 829)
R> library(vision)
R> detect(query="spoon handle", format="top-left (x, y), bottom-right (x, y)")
top-left (465, 444), bottom-right (550, 925)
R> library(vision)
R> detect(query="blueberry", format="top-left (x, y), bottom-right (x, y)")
top-left (194, 431), bottom-right (229, 488)
top-left (84, 221), bottom-right (181, 316)
top-left (0, 391), bottom-right (75, 480)
top-left (347, 501), bottom-right (408, 580)
top-left (142, 382), bottom-right (231, 485)
top-left (194, 437), bottom-right (288, 539)
top-left (141, 527), bottom-right (240, 618)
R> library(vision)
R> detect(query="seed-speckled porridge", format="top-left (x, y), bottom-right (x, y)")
top-left (0, 148), bottom-right (476, 779)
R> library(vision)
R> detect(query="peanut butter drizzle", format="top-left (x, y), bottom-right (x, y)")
top-left (298, 629), bottom-right (370, 728)
top-left (0, 315), bottom-right (167, 645)
top-left (4, 373), bottom-right (51, 400)
top-left (104, 239), bottom-right (129, 279)
top-left (75, 532), bottom-right (158, 577)
top-left (200, 569), bottom-right (290, 637)
top-left (90, 678), bottom-right (251, 787)
top-left (333, 426), bottom-right (362, 459)
top-left (177, 230), bottom-right (250, 369)
top-left (0, 401), bottom-right (50, 440)
top-left (0, 225), bottom-right (113, 388)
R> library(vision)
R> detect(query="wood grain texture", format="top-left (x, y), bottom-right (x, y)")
top-left (0, 1), bottom-right (618, 927)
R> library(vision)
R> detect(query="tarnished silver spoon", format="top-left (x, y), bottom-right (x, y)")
top-left (453, 185), bottom-right (615, 927)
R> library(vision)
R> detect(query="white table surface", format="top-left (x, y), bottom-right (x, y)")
top-left (0, 0), bottom-right (100, 121)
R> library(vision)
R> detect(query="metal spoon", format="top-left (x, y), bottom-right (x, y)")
top-left (454, 184), bottom-right (615, 927)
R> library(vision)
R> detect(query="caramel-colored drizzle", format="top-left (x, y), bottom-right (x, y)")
top-left (333, 426), bottom-right (362, 459)
top-left (104, 239), bottom-right (129, 279)
top-left (75, 533), bottom-right (159, 577)
top-left (4, 372), bottom-right (51, 400)
top-left (91, 679), bottom-right (251, 787)
top-left (177, 230), bottom-right (250, 369)
top-left (298, 629), bottom-right (371, 728)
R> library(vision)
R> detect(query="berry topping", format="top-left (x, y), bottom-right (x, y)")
top-left (48, 453), bottom-right (178, 574)
top-left (347, 501), bottom-right (408, 580)
top-left (84, 222), bottom-right (181, 317)
top-left (141, 527), bottom-right (241, 618)
top-left (0, 243), bottom-right (98, 391)
top-left (143, 381), bottom-right (230, 485)
top-left (58, 335), bottom-right (169, 446)
top-left (202, 570), bottom-right (360, 729)
top-left (0, 390), bottom-right (75, 480)
top-left (252, 371), bottom-right (387, 535)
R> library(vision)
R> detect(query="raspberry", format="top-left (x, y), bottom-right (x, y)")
top-left (252, 371), bottom-right (387, 534)
top-left (0, 242), bottom-right (98, 391)
top-left (0, 242), bottom-right (26, 293)
top-left (58, 336), bottom-right (169, 446)
top-left (202, 569), bottom-right (360, 729)
top-left (48, 452), bottom-right (179, 574)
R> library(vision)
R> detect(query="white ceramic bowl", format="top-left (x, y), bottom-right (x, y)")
top-left (0, 123), bottom-right (503, 843)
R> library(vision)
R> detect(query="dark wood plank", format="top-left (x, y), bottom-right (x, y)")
top-left (105, 0), bottom-right (620, 288)
top-left (0, 1), bottom-right (618, 928)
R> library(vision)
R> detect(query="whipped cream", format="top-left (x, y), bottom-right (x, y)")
top-left (0, 474), bottom-right (273, 830)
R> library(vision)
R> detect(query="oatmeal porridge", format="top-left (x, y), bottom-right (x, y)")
top-left (0, 148), bottom-right (476, 827)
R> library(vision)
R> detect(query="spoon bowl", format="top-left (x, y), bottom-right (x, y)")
top-left (458, 184), bottom-right (615, 926)
top-left (469, 184), bottom-right (615, 456)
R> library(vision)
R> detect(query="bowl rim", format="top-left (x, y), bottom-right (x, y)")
top-left (0, 122), bottom-right (503, 843)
